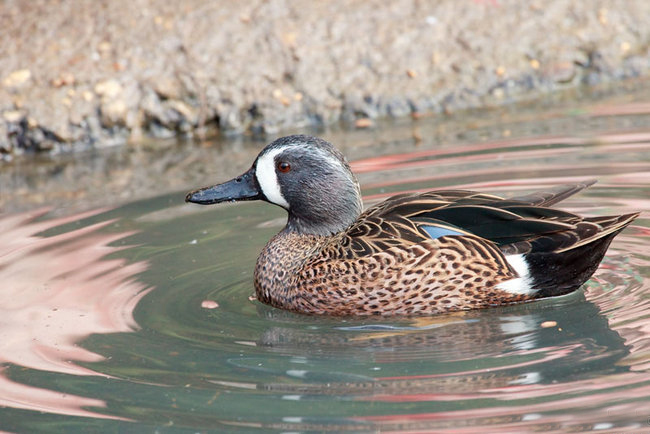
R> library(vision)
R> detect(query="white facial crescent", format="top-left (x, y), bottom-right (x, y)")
top-left (255, 147), bottom-right (290, 209)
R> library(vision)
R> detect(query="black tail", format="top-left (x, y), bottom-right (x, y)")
top-left (527, 213), bottom-right (638, 297)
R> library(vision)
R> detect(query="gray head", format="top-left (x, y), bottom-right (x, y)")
top-left (186, 135), bottom-right (363, 236)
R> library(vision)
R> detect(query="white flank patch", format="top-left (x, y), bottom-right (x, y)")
top-left (255, 147), bottom-right (290, 208)
top-left (497, 254), bottom-right (535, 295)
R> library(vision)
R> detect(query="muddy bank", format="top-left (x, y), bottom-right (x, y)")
top-left (1, 0), bottom-right (650, 156)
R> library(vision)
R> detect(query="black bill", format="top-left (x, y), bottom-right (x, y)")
top-left (185, 167), bottom-right (262, 205)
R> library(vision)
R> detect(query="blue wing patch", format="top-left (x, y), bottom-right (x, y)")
top-left (422, 225), bottom-right (465, 240)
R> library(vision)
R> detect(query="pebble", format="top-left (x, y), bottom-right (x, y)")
top-left (201, 300), bottom-right (219, 309)
top-left (98, 99), bottom-right (129, 128)
top-left (95, 79), bottom-right (123, 98)
top-left (2, 69), bottom-right (31, 88)
top-left (51, 73), bottom-right (75, 88)
top-left (355, 118), bottom-right (373, 128)
top-left (620, 41), bottom-right (631, 53)
top-left (540, 320), bottom-right (558, 328)
top-left (3, 110), bottom-right (25, 123)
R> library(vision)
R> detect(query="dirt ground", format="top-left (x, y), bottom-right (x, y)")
top-left (1, 0), bottom-right (649, 156)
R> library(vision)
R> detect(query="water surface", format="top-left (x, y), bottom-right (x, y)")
top-left (1, 92), bottom-right (650, 433)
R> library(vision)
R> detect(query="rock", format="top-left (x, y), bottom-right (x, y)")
top-left (51, 73), bottom-right (76, 88)
top-left (542, 61), bottom-right (576, 84)
top-left (151, 77), bottom-right (183, 100)
top-left (94, 79), bottom-right (123, 99)
top-left (167, 100), bottom-right (198, 126)
top-left (355, 118), bottom-right (373, 129)
top-left (3, 110), bottom-right (26, 123)
top-left (2, 69), bottom-right (31, 89)
top-left (101, 99), bottom-right (128, 127)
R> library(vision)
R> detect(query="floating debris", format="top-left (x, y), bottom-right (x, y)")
top-left (201, 300), bottom-right (219, 309)
top-left (540, 320), bottom-right (558, 328)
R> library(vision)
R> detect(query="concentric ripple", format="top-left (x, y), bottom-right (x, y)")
top-left (1, 102), bottom-right (650, 432)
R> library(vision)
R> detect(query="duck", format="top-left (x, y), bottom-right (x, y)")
top-left (186, 134), bottom-right (638, 316)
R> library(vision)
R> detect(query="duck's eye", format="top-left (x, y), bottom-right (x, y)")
top-left (277, 161), bottom-right (291, 173)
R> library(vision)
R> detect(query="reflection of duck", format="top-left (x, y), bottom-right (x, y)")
top-left (186, 135), bottom-right (638, 316)
top-left (252, 295), bottom-right (627, 399)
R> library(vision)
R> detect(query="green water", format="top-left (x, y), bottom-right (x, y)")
top-left (1, 91), bottom-right (650, 433)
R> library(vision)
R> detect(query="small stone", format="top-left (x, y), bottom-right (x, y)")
top-left (543, 61), bottom-right (576, 84)
top-left (51, 72), bottom-right (75, 88)
top-left (540, 320), bottom-right (557, 328)
top-left (82, 90), bottom-right (94, 102)
top-left (95, 79), bottom-right (123, 98)
top-left (293, 92), bottom-right (303, 101)
top-left (151, 77), bottom-right (183, 100)
top-left (168, 100), bottom-right (197, 123)
top-left (3, 69), bottom-right (31, 88)
top-left (492, 87), bottom-right (505, 99)
top-left (101, 99), bottom-right (128, 126)
top-left (3, 110), bottom-right (25, 123)
top-left (598, 8), bottom-right (608, 25)
top-left (496, 66), bottom-right (506, 77)
top-left (355, 118), bottom-right (373, 128)
top-left (282, 32), bottom-right (297, 47)
top-left (98, 41), bottom-right (112, 52)
top-left (201, 300), bottom-right (219, 309)
top-left (406, 69), bottom-right (417, 78)
top-left (529, 59), bottom-right (540, 69)
top-left (620, 41), bottom-right (631, 53)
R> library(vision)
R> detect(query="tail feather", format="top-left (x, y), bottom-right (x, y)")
top-left (525, 212), bottom-right (638, 297)
top-left (510, 179), bottom-right (597, 207)
top-left (555, 212), bottom-right (639, 253)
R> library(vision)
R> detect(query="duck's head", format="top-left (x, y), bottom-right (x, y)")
top-left (186, 135), bottom-right (363, 236)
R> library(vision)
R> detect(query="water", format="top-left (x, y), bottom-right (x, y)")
top-left (1, 90), bottom-right (650, 432)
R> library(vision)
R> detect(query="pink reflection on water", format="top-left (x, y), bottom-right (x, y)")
top-left (0, 208), bottom-right (150, 418)
top-left (0, 366), bottom-right (118, 419)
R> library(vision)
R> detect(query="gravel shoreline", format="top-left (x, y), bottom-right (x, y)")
top-left (1, 0), bottom-right (650, 156)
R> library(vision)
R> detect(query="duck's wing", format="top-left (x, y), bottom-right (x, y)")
top-left (341, 182), bottom-right (637, 258)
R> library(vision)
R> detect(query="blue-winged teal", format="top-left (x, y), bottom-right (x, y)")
top-left (186, 135), bottom-right (638, 316)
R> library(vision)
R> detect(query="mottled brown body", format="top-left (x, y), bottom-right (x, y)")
top-left (252, 184), bottom-right (637, 316)
top-left (255, 230), bottom-right (532, 316)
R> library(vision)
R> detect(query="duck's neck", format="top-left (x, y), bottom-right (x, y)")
top-left (285, 201), bottom-right (361, 236)
top-left (253, 230), bottom-right (326, 309)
